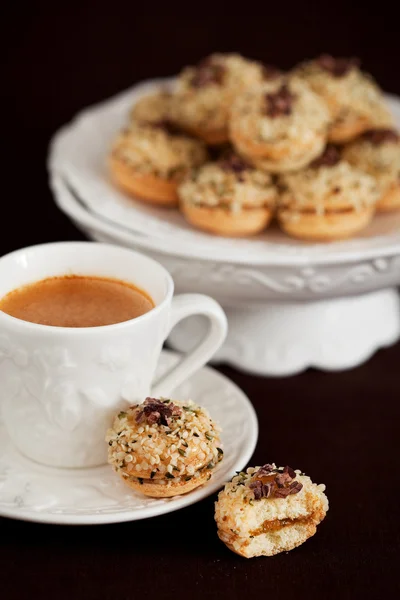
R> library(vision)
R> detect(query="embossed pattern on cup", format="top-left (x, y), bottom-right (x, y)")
top-left (0, 243), bottom-right (227, 468)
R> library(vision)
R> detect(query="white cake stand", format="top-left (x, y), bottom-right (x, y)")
top-left (49, 79), bottom-right (400, 376)
top-left (51, 176), bottom-right (400, 376)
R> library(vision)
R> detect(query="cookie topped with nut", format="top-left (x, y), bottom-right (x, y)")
top-left (215, 463), bottom-right (328, 558)
top-left (178, 152), bottom-right (277, 236)
top-left (276, 145), bottom-right (379, 241)
top-left (171, 53), bottom-right (268, 144)
top-left (342, 128), bottom-right (400, 189)
top-left (279, 146), bottom-right (379, 213)
top-left (293, 55), bottom-right (393, 142)
top-left (106, 397), bottom-right (223, 497)
top-left (230, 78), bottom-right (330, 172)
top-left (111, 122), bottom-right (207, 180)
top-left (179, 153), bottom-right (277, 211)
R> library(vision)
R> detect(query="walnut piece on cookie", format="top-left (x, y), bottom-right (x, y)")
top-left (215, 463), bottom-right (328, 558)
top-left (342, 128), bottom-right (400, 212)
top-left (106, 398), bottom-right (223, 497)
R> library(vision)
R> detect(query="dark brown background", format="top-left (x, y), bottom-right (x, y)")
top-left (1, 3), bottom-right (400, 599)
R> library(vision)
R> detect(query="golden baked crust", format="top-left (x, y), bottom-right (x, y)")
top-left (106, 398), bottom-right (223, 497)
top-left (120, 467), bottom-right (212, 498)
top-left (109, 156), bottom-right (179, 205)
top-left (171, 53), bottom-right (269, 143)
top-left (278, 206), bottom-right (375, 241)
top-left (377, 182), bottom-right (400, 212)
top-left (230, 78), bottom-right (330, 172)
top-left (181, 203), bottom-right (272, 237)
top-left (215, 464), bottom-right (328, 558)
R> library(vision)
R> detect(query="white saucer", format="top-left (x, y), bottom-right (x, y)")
top-left (0, 351), bottom-right (258, 525)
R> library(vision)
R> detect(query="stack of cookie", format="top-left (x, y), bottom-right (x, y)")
top-left (109, 53), bottom-right (400, 241)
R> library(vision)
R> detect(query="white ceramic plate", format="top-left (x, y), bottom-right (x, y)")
top-left (49, 78), bottom-right (400, 267)
top-left (0, 351), bottom-right (258, 524)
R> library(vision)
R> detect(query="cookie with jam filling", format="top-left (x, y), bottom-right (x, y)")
top-left (215, 463), bottom-right (328, 558)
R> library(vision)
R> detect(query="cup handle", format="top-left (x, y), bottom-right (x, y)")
top-left (151, 294), bottom-right (227, 397)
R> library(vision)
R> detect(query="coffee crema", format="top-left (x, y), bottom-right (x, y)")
top-left (0, 275), bottom-right (154, 327)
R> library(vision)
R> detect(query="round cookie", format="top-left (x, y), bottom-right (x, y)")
top-left (106, 397), bottom-right (223, 498)
top-left (130, 90), bottom-right (173, 125)
top-left (109, 122), bottom-right (208, 206)
top-left (293, 54), bottom-right (393, 143)
top-left (171, 53), bottom-right (275, 145)
top-left (230, 78), bottom-right (330, 173)
top-left (178, 153), bottom-right (277, 236)
top-left (215, 463), bottom-right (328, 558)
top-left (342, 128), bottom-right (400, 212)
top-left (277, 145), bottom-right (379, 241)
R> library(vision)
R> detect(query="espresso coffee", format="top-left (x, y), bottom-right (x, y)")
top-left (0, 275), bottom-right (154, 327)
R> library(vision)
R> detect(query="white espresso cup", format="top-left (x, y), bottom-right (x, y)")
top-left (0, 242), bottom-right (227, 468)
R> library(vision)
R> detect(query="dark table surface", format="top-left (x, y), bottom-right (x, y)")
top-left (1, 3), bottom-right (400, 599)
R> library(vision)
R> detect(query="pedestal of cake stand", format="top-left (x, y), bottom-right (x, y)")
top-left (168, 288), bottom-right (400, 376)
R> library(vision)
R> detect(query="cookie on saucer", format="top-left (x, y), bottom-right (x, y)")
top-left (106, 397), bottom-right (223, 498)
top-left (230, 78), bottom-right (330, 172)
top-left (178, 153), bottom-right (277, 236)
top-left (171, 53), bottom-right (269, 145)
top-left (277, 145), bottom-right (379, 241)
top-left (215, 463), bottom-right (328, 558)
top-left (293, 54), bottom-right (393, 143)
top-left (109, 122), bottom-right (208, 206)
top-left (342, 128), bottom-right (400, 212)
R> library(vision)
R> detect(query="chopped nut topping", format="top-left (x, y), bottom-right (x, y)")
top-left (275, 472), bottom-right (293, 487)
top-left (190, 57), bottom-right (225, 88)
top-left (136, 397), bottom-right (182, 427)
top-left (264, 84), bottom-right (296, 117)
top-left (310, 145), bottom-right (341, 168)
top-left (250, 464), bottom-right (303, 500)
top-left (288, 481), bottom-right (303, 494)
top-left (249, 479), bottom-right (274, 500)
top-left (317, 54), bottom-right (360, 77)
top-left (254, 464), bottom-right (275, 477)
top-left (283, 465), bottom-right (296, 478)
top-left (361, 128), bottom-right (400, 145)
top-left (219, 153), bottom-right (250, 176)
